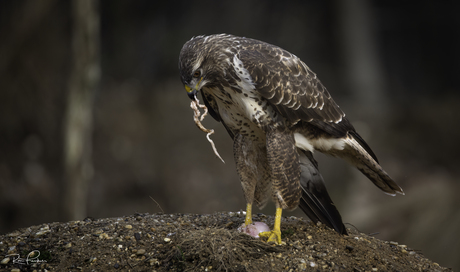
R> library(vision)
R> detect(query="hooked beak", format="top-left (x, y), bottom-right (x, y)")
top-left (185, 77), bottom-right (203, 101)
top-left (185, 84), bottom-right (198, 100)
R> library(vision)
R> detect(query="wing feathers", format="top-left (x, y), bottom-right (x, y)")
top-left (298, 150), bottom-right (347, 234)
top-left (239, 46), bottom-right (349, 135)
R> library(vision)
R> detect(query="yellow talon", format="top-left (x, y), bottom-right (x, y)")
top-left (259, 229), bottom-right (282, 244)
top-left (259, 207), bottom-right (283, 244)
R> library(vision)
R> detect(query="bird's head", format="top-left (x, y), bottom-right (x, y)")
top-left (181, 67), bottom-right (204, 101)
top-left (178, 35), bottom-right (211, 101)
top-left (179, 34), bottom-right (235, 100)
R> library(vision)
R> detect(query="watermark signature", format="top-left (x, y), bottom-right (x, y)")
top-left (5, 250), bottom-right (47, 265)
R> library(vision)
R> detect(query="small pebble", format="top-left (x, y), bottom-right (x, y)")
top-left (164, 237), bottom-right (171, 242)
top-left (35, 225), bottom-right (51, 236)
top-left (134, 233), bottom-right (141, 241)
top-left (298, 262), bottom-right (307, 270)
top-left (8, 246), bottom-right (16, 254)
top-left (64, 242), bottom-right (72, 248)
top-left (1, 257), bottom-right (10, 264)
top-left (149, 258), bottom-right (159, 266)
top-left (389, 241), bottom-right (398, 246)
top-left (136, 249), bottom-right (146, 255)
top-left (292, 241), bottom-right (303, 250)
top-left (94, 229), bottom-right (103, 235)
top-left (125, 225), bottom-right (133, 229)
top-left (7, 231), bottom-right (21, 237)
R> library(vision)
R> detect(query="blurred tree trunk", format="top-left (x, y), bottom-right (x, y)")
top-left (335, 1), bottom-right (393, 224)
top-left (336, 0), bottom-right (388, 118)
top-left (62, 0), bottom-right (100, 221)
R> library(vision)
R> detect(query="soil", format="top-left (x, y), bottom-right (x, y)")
top-left (0, 212), bottom-right (451, 272)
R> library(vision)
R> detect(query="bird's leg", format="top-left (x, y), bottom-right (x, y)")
top-left (244, 203), bottom-right (253, 225)
top-left (259, 207), bottom-right (283, 244)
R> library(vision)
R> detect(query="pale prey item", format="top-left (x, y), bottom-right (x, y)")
top-left (190, 95), bottom-right (225, 163)
top-left (238, 222), bottom-right (270, 238)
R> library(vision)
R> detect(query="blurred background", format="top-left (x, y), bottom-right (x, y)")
top-left (1, 0), bottom-right (459, 269)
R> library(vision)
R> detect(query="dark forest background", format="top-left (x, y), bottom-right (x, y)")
top-left (1, 0), bottom-right (459, 270)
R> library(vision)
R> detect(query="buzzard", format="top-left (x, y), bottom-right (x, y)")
top-left (179, 34), bottom-right (403, 244)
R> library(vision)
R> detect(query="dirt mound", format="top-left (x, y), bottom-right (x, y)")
top-left (168, 228), bottom-right (283, 271)
top-left (0, 212), bottom-right (451, 271)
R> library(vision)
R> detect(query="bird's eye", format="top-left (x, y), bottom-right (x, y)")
top-left (193, 70), bottom-right (201, 78)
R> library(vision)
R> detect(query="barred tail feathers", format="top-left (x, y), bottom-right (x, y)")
top-left (342, 134), bottom-right (404, 196)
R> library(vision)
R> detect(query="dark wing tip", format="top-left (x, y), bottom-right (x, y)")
top-left (299, 150), bottom-right (347, 235)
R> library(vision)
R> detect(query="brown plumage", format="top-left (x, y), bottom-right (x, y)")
top-left (179, 34), bottom-right (404, 242)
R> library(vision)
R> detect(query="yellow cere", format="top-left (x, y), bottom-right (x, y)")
top-left (185, 77), bottom-right (203, 94)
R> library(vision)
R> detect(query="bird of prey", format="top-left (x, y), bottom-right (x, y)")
top-left (179, 34), bottom-right (404, 244)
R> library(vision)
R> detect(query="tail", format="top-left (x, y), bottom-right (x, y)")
top-left (342, 131), bottom-right (404, 196)
top-left (298, 150), bottom-right (347, 235)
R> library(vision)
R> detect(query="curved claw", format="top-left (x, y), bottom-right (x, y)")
top-left (259, 229), bottom-right (282, 244)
